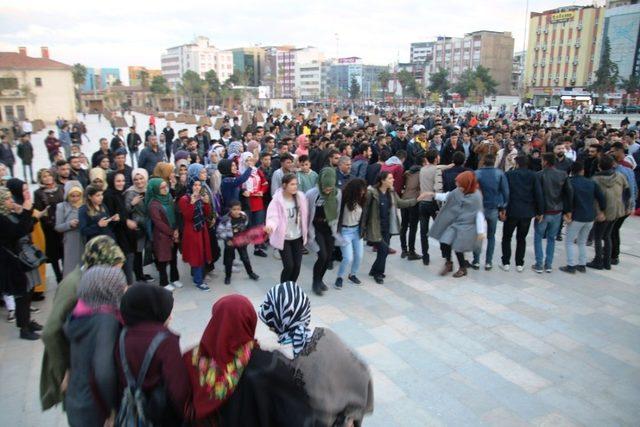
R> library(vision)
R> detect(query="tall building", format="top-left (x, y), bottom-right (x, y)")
top-left (512, 50), bottom-right (526, 93)
top-left (425, 31), bottom-right (514, 95)
top-left (603, 0), bottom-right (640, 80)
top-left (328, 58), bottom-right (387, 99)
top-left (295, 59), bottom-right (332, 100)
top-left (128, 66), bottom-right (162, 86)
top-left (410, 42), bottom-right (435, 63)
top-left (0, 47), bottom-right (75, 122)
top-left (160, 36), bottom-right (233, 87)
top-left (262, 46), bottom-right (322, 98)
top-left (523, 5), bottom-right (605, 105)
top-left (83, 67), bottom-right (120, 91)
top-left (230, 47), bottom-right (265, 87)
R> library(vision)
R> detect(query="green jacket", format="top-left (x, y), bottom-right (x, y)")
top-left (363, 186), bottom-right (416, 243)
top-left (40, 266), bottom-right (81, 410)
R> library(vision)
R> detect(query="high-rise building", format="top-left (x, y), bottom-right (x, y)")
top-left (128, 66), bottom-right (162, 86)
top-left (262, 46), bottom-right (322, 98)
top-left (83, 67), bottom-right (120, 91)
top-left (328, 58), bottom-right (388, 99)
top-left (160, 36), bottom-right (233, 87)
top-left (426, 31), bottom-right (514, 95)
top-left (294, 59), bottom-right (331, 100)
top-left (603, 0), bottom-right (640, 80)
top-left (230, 47), bottom-right (265, 87)
top-left (523, 5), bottom-right (604, 104)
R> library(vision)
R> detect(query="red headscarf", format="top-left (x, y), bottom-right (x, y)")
top-left (184, 295), bottom-right (258, 420)
top-left (455, 171), bottom-right (479, 194)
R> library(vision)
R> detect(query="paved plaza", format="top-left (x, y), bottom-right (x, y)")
top-left (1, 114), bottom-right (639, 426)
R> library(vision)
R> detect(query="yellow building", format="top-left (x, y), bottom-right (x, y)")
top-left (524, 5), bottom-right (605, 106)
top-left (0, 47), bottom-right (75, 123)
top-left (128, 66), bottom-right (162, 87)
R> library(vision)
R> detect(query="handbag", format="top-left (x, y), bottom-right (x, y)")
top-left (2, 236), bottom-right (48, 271)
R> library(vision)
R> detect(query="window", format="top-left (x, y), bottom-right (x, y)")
top-left (0, 77), bottom-right (18, 90)
top-left (16, 105), bottom-right (26, 120)
top-left (35, 77), bottom-right (42, 87)
top-left (4, 106), bottom-right (15, 121)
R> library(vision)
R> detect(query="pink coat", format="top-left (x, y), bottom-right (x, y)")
top-left (265, 188), bottom-right (308, 250)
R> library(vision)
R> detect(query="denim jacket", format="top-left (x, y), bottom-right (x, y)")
top-left (475, 167), bottom-right (509, 210)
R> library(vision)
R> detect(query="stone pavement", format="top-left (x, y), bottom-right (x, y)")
top-left (1, 114), bottom-right (639, 426)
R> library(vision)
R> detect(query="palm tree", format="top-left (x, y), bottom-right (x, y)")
top-left (378, 70), bottom-right (391, 100)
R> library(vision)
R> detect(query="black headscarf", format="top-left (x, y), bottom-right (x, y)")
top-left (217, 159), bottom-right (234, 177)
top-left (104, 172), bottom-right (127, 217)
top-left (120, 283), bottom-right (174, 326)
top-left (6, 178), bottom-right (25, 204)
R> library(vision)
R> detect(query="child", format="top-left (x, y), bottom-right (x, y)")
top-left (296, 154), bottom-right (318, 193)
top-left (217, 200), bottom-right (260, 285)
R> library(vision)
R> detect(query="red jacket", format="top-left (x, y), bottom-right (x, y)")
top-left (178, 195), bottom-right (212, 267)
top-left (45, 136), bottom-right (61, 155)
top-left (380, 162), bottom-right (405, 195)
top-left (245, 169), bottom-right (269, 212)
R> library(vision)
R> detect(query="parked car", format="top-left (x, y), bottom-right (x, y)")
top-left (594, 105), bottom-right (616, 114)
top-left (617, 105), bottom-right (640, 114)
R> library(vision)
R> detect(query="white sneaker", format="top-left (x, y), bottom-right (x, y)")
top-left (499, 264), bottom-right (510, 272)
top-left (273, 250), bottom-right (281, 260)
top-left (232, 266), bottom-right (241, 273)
top-left (171, 281), bottom-right (184, 289)
top-left (233, 259), bottom-right (242, 267)
top-left (516, 265), bottom-right (524, 272)
top-left (164, 284), bottom-right (176, 292)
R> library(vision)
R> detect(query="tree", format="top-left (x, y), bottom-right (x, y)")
top-left (619, 74), bottom-right (640, 105)
top-left (428, 67), bottom-right (450, 101)
top-left (204, 69), bottom-right (221, 103)
top-left (72, 63), bottom-right (87, 111)
top-left (179, 70), bottom-right (203, 112)
top-left (138, 70), bottom-right (150, 88)
top-left (378, 70), bottom-right (391, 100)
top-left (349, 76), bottom-right (361, 100)
top-left (397, 69), bottom-right (418, 104)
top-left (112, 78), bottom-right (123, 86)
top-left (452, 69), bottom-right (476, 98)
top-left (473, 66), bottom-right (498, 97)
top-left (150, 75), bottom-right (170, 109)
top-left (589, 37), bottom-right (619, 103)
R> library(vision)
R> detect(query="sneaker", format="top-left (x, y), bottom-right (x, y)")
top-left (373, 275), bottom-right (384, 284)
top-left (248, 272), bottom-right (259, 281)
top-left (485, 263), bottom-right (493, 271)
top-left (273, 250), bottom-right (282, 260)
top-left (499, 264), bottom-right (510, 272)
top-left (407, 252), bottom-right (422, 261)
top-left (559, 265), bottom-right (576, 274)
top-left (516, 265), bottom-right (525, 273)
top-left (586, 260), bottom-right (603, 270)
top-left (531, 264), bottom-right (544, 274)
top-left (233, 259), bottom-right (242, 267)
top-left (232, 266), bottom-right (241, 273)
top-left (224, 277), bottom-right (231, 285)
top-left (334, 278), bottom-right (343, 290)
top-left (7, 310), bottom-right (15, 323)
top-left (164, 284), bottom-right (176, 292)
top-left (253, 249), bottom-right (267, 257)
top-left (195, 283), bottom-right (210, 291)
top-left (545, 266), bottom-right (553, 273)
top-left (20, 328), bottom-right (40, 341)
top-left (388, 248), bottom-right (397, 255)
top-left (143, 274), bottom-right (154, 282)
top-left (29, 320), bottom-right (43, 331)
top-left (171, 281), bottom-right (184, 289)
top-left (320, 282), bottom-right (328, 291)
top-left (368, 272), bottom-right (386, 278)
top-left (401, 251), bottom-right (409, 259)
top-left (30, 306), bottom-right (40, 314)
top-left (611, 258), bottom-right (619, 265)
top-left (348, 275), bottom-right (362, 285)
top-left (471, 262), bottom-right (480, 270)
top-left (312, 282), bottom-right (324, 296)
top-left (576, 265), bottom-right (587, 273)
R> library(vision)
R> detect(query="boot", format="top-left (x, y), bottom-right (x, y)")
top-left (439, 261), bottom-right (453, 276)
top-left (452, 267), bottom-right (467, 278)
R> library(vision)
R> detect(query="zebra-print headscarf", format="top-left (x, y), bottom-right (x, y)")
top-left (259, 281), bottom-right (311, 357)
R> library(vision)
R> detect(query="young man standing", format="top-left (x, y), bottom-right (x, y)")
top-left (418, 149), bottom-right (443, 265)
top-left (127, 126), bottom-right (142, 167)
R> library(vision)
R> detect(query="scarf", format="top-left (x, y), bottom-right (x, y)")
top-left (184, 295), bottom-right (257, 420)
top-left (455, 170), bottom-right (479, 194)
top-left (227, 141), bottom-right (243, 160)
top-left (238, 152), bottom-right (254, 175)
top-left (89, 167), bottom-right (107, 190)
top-left (120, 283), bottom-right (173, 326)
top-left (63, 180), bottom-right (84, 207)
top-left (81, 235), bottom-right (126, 268)
top-left (105, 172), bottom-right (127, 219)
top-left (76, 265), bottom-right (127, 309)
top-left (259, 281), bottom-right (311, 357)
top-left (318, 167), bottom-right (338, 223)
top-left (145, 178), bottom-right (176, 228)
top-left (6, 178), bottom-right (25, 204)
top-left (131, 168), bottom-right (149, 190)
top-left (186, 173), bottom-right (205, 232)
top-left (415, 135), bottom-right (429, 151)
top-left (0, 187), bottom-right (12, 215)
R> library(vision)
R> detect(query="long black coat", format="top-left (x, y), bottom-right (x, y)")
top-left (0, 211), bottom-right (34, 296)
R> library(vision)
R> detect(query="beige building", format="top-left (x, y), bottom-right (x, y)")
top-left (0, 47), bottom-right (75, 123)
top-left (425, 31), bottom-right (515, 95)
top-left (128, 66), bottom-right (162, 86)
top-left (523, 5), bottom-right (605, 105)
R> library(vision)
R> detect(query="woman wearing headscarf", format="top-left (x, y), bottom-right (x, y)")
top-left (55, 181), bottom-right (84, 277)
top-left (146, 177), bottom-right (182, 291)
top-left (64, 265), bottom-right (127, 427)
top-left (104, 172), bottom-right (137, 284)
top-left (183, 294), bottom-right (312, 426)
top-left (0, 186), bottom-right (40, 340)
top-left (178, 171), bottom-right (212, 291)
top-left (79, 184), bottom-right (116, 242)
top-left (124, 168), bottom-right (153, 282)
top-left (428, 171), bottom-right (486, 278)
top-left (33, 168), bottom-right (65, 283)
top-left (152, 162), bottom-right (175, 191)
top-left (115, 284), bottom-right (190, 427)
top-left (259, 282), bottom-right (374, 426)
top-left (226, 140), bottom-right (243, 162)
top-left (7, 177), bottom-right (47, 299)
top-left (88, 167), bottom-right (107, 190)
top-left (218, 158), bottom-right (252, 211)
top-left (40, 236), bottom-right (125, 411)
top-left (205, 146), bottom-right (223, 195)
top-left (305, 167), bottom-right (343, 296)
top-left (240, 152), bottom-right (269, 257)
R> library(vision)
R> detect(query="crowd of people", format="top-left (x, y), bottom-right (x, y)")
top-left (0, 104), bottom-right (637, 424)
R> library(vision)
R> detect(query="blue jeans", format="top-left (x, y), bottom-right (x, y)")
top-left (337, 226), bottom-right (363, 279)
top-left (191, 266), bottom-right (204, 285)
top-left (534, 213), bottom-right (562, 268)
top-left (473, 208), bottom-right (499, 265)
top-left (565, 221), bottom-right (593, 266)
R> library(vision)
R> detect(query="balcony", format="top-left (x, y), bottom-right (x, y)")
top-left (0, 89), bottom-right (26, 99)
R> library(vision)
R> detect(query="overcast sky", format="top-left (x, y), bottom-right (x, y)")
top-left (1, 0), bottom-right (597, 84)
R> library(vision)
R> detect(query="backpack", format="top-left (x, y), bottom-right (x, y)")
top-left (116, 328), bottom-right (168, 427)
